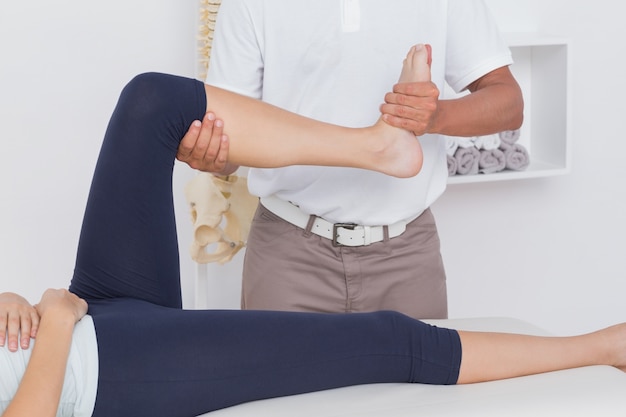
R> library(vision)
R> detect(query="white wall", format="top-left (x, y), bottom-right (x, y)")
top-left (1, 1), bottom-right (624, 335)
top-left (0, 0), bottom-right (198, 305)
top-left (441, 0), bottom-right (626, 334)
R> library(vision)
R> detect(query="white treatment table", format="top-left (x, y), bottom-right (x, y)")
top-left (196, 317), bottom-right (626, 416)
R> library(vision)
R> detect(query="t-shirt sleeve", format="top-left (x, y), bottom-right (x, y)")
top-left (445, 0), bottom-right (513, 93)
top-left (205, 0), bottom-right (264, 99)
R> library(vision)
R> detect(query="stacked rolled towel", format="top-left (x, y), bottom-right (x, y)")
top-left (445, 135), bottom-right (459, 157)
top-left (446, 129), bottom-right (529, 176)
top-left (447, 154), bottom-right (458, 176)
top-left (499, 129), bottom-right (521, 146)
top-left (499, 130), bottom-right (530, 171)
top-left (479, 148), bottom-right (506, 174)
top-left (473, 133), bottom-right (501, 151)
top-left (502, 143), bottom-right (530, 171)
top-left (454, 146), bottom-right (480, 175)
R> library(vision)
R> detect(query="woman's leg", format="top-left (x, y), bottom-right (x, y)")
top-left (91, 301), bottom-right (626, 417)
top-left (91, 305), bottom-right (461, 417)
top-left (69, 73), bottom-right (207, 307)
top-left (457, 324), bottom-right (626, 383)
top-left (69, 46), bottom-right (429, 306)
top-left (199, 44), bottom-right (428, 178)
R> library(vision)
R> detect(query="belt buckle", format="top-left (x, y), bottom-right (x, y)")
top-left (332, 223), bottom-right (357, 247)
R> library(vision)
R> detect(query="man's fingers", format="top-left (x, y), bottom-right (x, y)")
top-left (189, 114), bottom-right (216, 161)
top-left (215, 134), bottom-right (230, 168)
top-left (191, 113), bottom-right (216, 160)
top-left (178, 119), bottom-right (203, 159)
top-left (382, 113), bottom-right (427, 137)
top-left (177, 111), bottom-right (229, 172)
top-left (203, 116), bottom-right (224, 162)
top-left (391, 81), bottom-right (439, 99)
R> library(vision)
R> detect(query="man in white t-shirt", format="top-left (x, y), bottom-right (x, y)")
top-left (178, 0), bottom-right (523, 319)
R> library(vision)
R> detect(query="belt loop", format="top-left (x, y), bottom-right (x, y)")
top-left (303, 215), bottom-right (316, 237)
top-left (383, 225), bottom-right (390, 242)
top-left (363, 226), bottom-right (372, 246)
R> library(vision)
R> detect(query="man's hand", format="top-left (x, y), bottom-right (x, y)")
top-left (177, 112), bottom-right (239, 174)
top-left (383, 43), bottom-right (523, 138)
top-left (0, 292), bottom-right (39, 351)
top-left (380, 81), bottom-right (440, 136)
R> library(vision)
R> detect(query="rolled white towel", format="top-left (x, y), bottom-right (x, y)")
top-left (456, 137), bottom-right (475, 149)
top-left (445, 136), bottom-right (459, 156)
top-left (479, 148), bottom-right (506, 174)
top-left (503, 143), bottom-right (530, 171)
top-left (454, 146), bottom-right (480, 175)
top-left (473, 134), bottom-right (501, 151)
top-left (447, 154), bottom-right (458, 176)
top-left (499, 129), bottom-right (521, 145)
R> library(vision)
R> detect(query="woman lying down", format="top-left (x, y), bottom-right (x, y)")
top-left (1, 46), bottom-right (625, 417)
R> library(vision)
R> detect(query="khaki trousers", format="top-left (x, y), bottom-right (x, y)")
top-left (241, 203), bottom-right (448, 319)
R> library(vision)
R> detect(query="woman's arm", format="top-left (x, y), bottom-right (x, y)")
top-left (175, 45), bottom-right (432, 178)
top-left (2, 289), bottom-right (87, 417)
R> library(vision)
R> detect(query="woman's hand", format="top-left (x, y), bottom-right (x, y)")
top-left (35, 289), bottom-right (87, 325)
top-left (0, 292), bottom-right (39, 352)
top-left (2, 289), bottom-right (87, 417)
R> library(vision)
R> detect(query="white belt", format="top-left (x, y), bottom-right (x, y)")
top-left (260, 195), bottom-right (414, 247)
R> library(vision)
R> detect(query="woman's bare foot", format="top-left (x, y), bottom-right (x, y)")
top-left (365, 45), bottom-right (431, 178)
top-left (399, 44), bottom-right (432, 83)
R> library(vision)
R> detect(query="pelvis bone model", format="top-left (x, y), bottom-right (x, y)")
top-left (184, 173), bottom-right (258, 264)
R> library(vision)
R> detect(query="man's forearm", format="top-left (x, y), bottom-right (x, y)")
top-left (430, 78), bottom-right (524, 137)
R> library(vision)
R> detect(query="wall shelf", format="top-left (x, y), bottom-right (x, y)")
top-left (447, 33), bottom-right (571, 184)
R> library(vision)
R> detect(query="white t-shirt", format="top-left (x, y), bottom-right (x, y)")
top-left (207, 0), bottom-right (512, 225)
top-left (0, 315), bottom-right (98, 417)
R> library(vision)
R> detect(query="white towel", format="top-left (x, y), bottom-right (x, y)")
top-left (503, 143), bottom-right (530, 171)
top-left (479, 149), bottom-right (506, 174)
top-left (447, 154), bottom-right (458, 176)
top-left (499, 129), bottom-right (521, 145)
top-left (473, 134), bottom-right (501, 151)
top-left (456, 137), bottom-right (475, 149)
top-left (445, 136), bottom-right (460, 156)
top-left (454, 146), bottom-right (480, 175)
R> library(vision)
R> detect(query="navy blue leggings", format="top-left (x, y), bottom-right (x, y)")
top-left (68, 73), bottom-right (462, 417)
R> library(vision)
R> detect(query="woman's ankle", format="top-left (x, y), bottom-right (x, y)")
top-left (363, 119), bottom-right (422, 178)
